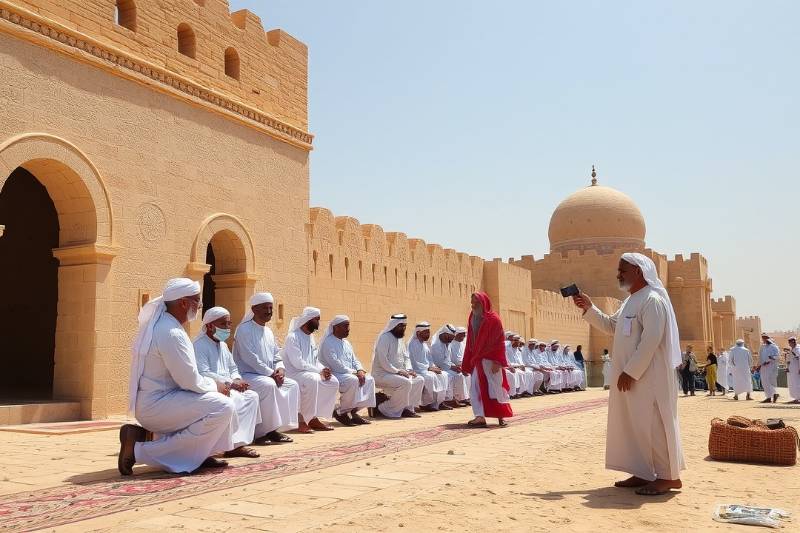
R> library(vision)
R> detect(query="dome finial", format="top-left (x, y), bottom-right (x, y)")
top-left (591, 165), bottom-right (597, 186)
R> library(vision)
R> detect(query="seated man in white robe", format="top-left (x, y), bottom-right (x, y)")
top-left (281, 307), bottom-right (339, 433)
top-left (449, 326), bottom-right (471, 405)
top-left (512, 334), bottom-right (536, 396)
top-left (318, 315), bottom-right (376, 426)
top-left (505, 334), bottom-right (533, 398)
top-left (194, 306), bottom-right (261, 458)
top-left (233, 292), bottom-right (298, 444)
top-left (536, 341), bottom-right (561, 393)
top-left (430, 324), bottom-right (470, 407)
top-left (562, 345), bottom-right (585, 390)
top-left (521, 339), bottom-right (545, 395)
top-left (503, 332), bottom-right (521, 398)
top-left (371, 314), bottom-right (425, 418)
top-left (119, 278), bottom-right (235, 475)
top-left (549, 341), bottom-right (575, 391)
top-left (728, 339), bottom-right (753, 401)
top-left (408, 322), bottom-right (451, 411)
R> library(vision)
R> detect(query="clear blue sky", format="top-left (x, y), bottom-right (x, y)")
top-left (231, 0), bottom-right (799, 331)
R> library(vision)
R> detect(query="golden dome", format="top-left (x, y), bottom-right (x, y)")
top-left (548, 170), bottom-right (646, 254)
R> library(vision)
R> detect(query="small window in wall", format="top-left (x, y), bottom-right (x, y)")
top-left (405, 271), bottom-right (408, 290)
top-left (415, 272), bottom-right (418, 290)
top-left (277, 303), bottom-right (284, 321)
top-left (224, 47), bottom-right (240, 80)
top-left (329, 254), bottom-right (334, 278)
top-left (371, 264), bottom-right (376, 284)
top-left (138, 290), bottom-right (150, 309)
top-left (193, 0), bottom-right (206, 6)
top-left (424, 275), bottom-right (427, 293)
top-left (115, 0), bottom-right (137, 32)
top-left (358, 260), bottom-right (363, 281)
top-left (177, 23), bottom-right (196, 58)
top-left (312, 250), bottom-right (318, 275)
top-left (394, 268), bottom-right (398, 287)
top-left (383, 266), bottom-right (388, 286)
top-left (344, 257), bottom-right (350, 280)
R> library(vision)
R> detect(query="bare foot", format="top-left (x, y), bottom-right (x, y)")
top-left (614, 476), bottom-right (650, 488)
top-left (635, 478), bottom-right (682, 495)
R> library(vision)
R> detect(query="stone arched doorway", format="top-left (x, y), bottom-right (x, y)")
top-left (0, 134), bottom-right (116, 418)
top-left (187, 214), bottom-right (256, 338)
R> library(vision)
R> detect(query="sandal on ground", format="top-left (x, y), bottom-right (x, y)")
top-left (224, 447), bottom-right (260, 458)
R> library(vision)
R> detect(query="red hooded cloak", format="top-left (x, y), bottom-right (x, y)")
top-left (462, 292), bottom-right (513, 419)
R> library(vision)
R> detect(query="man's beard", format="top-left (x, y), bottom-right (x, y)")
top-left (618, 280), bottom-right (632, 292)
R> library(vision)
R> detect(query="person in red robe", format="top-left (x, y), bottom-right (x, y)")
top-left (462, 292), bottom-right (513, 427)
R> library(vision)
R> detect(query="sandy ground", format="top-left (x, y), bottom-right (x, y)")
top-left (1, 387), bottom-right (797, 532)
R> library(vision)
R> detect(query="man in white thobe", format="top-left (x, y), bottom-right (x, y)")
top-left (602, 349), bottom-right (612, 390)
top-left (729, 339), bottom-right (753, 401)
top-left (371, 314), bottom-right (425, 418)
top-left (758, 333), bottom-right (780, 403)
top-left (281, 307), bottom-right (339, 432)
top-left (716, 347), bottom-right (729, 394)
top-left (430, 324), bottom-right (470, 407)
top-left (548, 341), bottom-right (575, 391)
top-left (233, 292), bottom-right (298, 444)
top-left (318, 315), bottom-right (376, 425)
top-left (449, 326), bottom-right (471, 404)
top-left (787, 337), bottom-right (800, 404)
top-left (119, 278), bottom-right (236, 475)
top-left (536, 341), bottom-right (561, 393)
top-left (508, 334), bottom-right (535, 396)
top-left (194, 306), bottom-right (261, 458)
top-left (503, 333), bottom-right (523, 398)
top-left (562, 345), bottom-right (585, 390)
top-left (521, 339), bottom-right (545, 395)
top-left (408, 322), bottom-right (451, 411)
top-left (574, 252), bottom-right (685, 495)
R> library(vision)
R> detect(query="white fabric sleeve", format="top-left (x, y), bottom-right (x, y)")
top-left (160, 330), bottom-right (217, 393)
top-left (223, 344), bottom-right (242, 381)
top-left (623, 296), bottom-right (667, 381)
top-left (283, 333), bottom-right (320, 373)
top-left (583, 304), bottom-right (622, 336)
top-left (374, 334), bottom-right (401, 374)
top-left (318, 339), bottom-right (350, 374)
top-left (233, 326), bottom-right (274, 377)
top-left (194, 338), bottom-right (229, 383)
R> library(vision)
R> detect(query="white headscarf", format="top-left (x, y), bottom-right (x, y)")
top-left (194, 306), bottom-right (230, 341)
top-left (454, 326), bottom-right (467, 335)
top-left (320, 314), bottom-right (350, 349)
top-left (237, 292), bottom-right (274, 330)
top-left (415, 321), bottom-right (431, 332)
top-left (735, 339), bottom-right (745, 346)
top-left (374, 314), bottom-right (408, 352)
top-left (621, 252), bottom-right (682, 368)
top-left (431, 323), bottom-right (456, 351)
top-left (287, 306), bottom-right (321, 334)
top-left (129, 278), bottom-right (201, 417)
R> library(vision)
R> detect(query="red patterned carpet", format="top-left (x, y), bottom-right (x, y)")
top-left (0, 397), bottom-right (607, 532)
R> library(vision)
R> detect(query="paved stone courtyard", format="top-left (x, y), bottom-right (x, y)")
top-left (0, 388), bottom-right (797, 532)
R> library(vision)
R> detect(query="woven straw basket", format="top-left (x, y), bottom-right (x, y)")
top-left (708, 417), bottom-right (799, 466)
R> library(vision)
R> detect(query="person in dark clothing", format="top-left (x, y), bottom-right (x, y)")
top-left (679, 345), bottom-right (697, 396)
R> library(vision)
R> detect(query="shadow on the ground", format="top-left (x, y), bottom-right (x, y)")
top-left (700, 455), bottom-right (796, 467)
top-left (521, 486), bottom-right (678, 509)
top-left (65, 466), bottom-right (174, 485)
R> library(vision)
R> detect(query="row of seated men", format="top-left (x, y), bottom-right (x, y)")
top-left (502, 333), bottom-right (587, 398)
top-left (118, 278), bottom-right (583, 476)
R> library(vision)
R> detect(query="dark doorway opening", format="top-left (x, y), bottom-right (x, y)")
top-left (0, 168), bottom-right (59, 400)
top-left (202, 242), bottom-right (216, 315)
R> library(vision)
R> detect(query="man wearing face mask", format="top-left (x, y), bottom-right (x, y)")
top-left (233, 293), bottom-right (298, 444)
top-left (573, 253), bottom-right (685, 496)
top-left (194, 306), bottom-right (261, 458)
top-left (281, 307), bottom-right (339, 433)
top-left (119, 278), bottom-right (236, 475)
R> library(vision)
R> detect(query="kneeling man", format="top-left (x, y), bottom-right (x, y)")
top-left (573, 253), bottom-right (685, 495)
top-left (119, 278), bottom-right (235, 475)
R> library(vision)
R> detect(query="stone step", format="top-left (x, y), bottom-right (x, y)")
top-left (0, 401), bottom-right (82, 426)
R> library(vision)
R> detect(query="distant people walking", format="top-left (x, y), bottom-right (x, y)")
top-left (679, 346), bottom-right (698, 396)
top-left (787, 337), bottom-right (799, 404)
top-left (758, 333), bottom-right (780, 403)
top-left (729, 340), bottom-right (753, 401)
top-left (601, 349), bottom-right (612, 390)
top-left (704, 347), bottom-right (718, 396)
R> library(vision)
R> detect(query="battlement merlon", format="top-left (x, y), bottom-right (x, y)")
top-left (1, 0), bottom-right (312, 145)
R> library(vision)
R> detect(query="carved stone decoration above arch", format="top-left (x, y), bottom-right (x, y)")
top-left (190, 213), bottom-right (255, 275)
